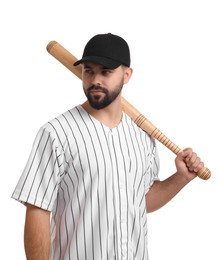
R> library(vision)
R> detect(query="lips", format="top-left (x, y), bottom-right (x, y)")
top-left (88, 86), bottom-right (107, 95)
top-left (89, 89), bottom-right (104, 94)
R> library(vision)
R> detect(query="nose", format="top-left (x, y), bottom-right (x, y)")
top-left (91, 73), bottom-right (102, 86)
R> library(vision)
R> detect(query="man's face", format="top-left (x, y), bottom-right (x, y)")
top-left (82, 62), bottom-right (125, 110)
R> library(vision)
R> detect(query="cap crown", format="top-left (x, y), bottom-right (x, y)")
top-left (74, 33), bottom-right (130, 68)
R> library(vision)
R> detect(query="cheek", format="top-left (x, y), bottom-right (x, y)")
top-left (82, 76), bottom-right (91, 87)
top-left (107, 74), bottom-right (121, 85)
top-left (82, 72), bottom-right (92, 81)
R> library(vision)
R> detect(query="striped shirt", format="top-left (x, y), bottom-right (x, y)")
top-left (12, 105), bottom-right (160, 260)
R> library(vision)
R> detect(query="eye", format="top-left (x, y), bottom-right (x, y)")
top-left (84, 68), bottom-right (93, 75)
top-left (102, 70), bottom-right (112, 76)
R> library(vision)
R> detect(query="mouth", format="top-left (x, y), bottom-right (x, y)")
top-left (88, 86), bottom-right (107, 95)
top-left (89, 89), bottom-right (104, 94)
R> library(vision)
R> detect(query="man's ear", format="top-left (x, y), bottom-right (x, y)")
top-left (123, 67), bottom-right (133, 84)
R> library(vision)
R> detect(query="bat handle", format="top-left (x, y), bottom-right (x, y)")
top-left (121, 98), bottom-right (211, 180)
top-left (149, 126), bottom-right (211, 180)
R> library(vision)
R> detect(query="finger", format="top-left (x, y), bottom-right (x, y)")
top-left (187, 157), bottom-right (200, 172)
top-left (182, 148), bottom-right (193, 162)
top-left (187, 156), bottom-right (204, 172)
top-left (185, 152), bottom-right (197, 167)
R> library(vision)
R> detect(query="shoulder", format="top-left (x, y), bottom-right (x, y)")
top-left (123, 112), bottom-right (149, 135)
top-left (35, 105), bottom-right (80, 138)
top-left (123, 112), bottom-right (157, 146)
top-left (38, 105), bottom-right (91, 140)
top-left (42, 105), bottom-right (82, 128)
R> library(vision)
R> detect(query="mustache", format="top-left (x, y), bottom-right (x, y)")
top-left (88, 85), bottom-right (108, 93)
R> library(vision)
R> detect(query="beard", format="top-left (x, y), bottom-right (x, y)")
top-left (84, 79), bottom-right (124, 110)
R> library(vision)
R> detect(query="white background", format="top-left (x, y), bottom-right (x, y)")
top-left (1, 0), bottom-right (220, 259)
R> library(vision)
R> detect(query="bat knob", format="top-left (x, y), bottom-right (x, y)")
top-left (197, 167), bottom-right (211, 180)
top-left (46, 41), bottom-right (58, 53)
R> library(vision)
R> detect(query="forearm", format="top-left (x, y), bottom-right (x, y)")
top-left (24, 204), bottom-right (51, 260)
top-left (146, 148), bottom-right (202, 213)
top-left (146, 172), bottom-right (191, 213)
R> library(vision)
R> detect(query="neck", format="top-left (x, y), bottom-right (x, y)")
top-left (82, 96), bottom-right (123, 128)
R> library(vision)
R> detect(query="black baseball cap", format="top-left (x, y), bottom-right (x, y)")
top-left (73, 33), bottom-right (130, 69)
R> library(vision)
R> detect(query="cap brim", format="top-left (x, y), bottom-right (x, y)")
top-left (73, 56), bottom-right (121, 69)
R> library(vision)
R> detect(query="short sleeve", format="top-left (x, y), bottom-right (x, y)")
top-left (11, 126), bottom-right (64, 211)
top-left (144, 138), bottom-right (160, 194)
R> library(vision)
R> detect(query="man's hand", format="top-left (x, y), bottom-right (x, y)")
top-left (175, 147), bottom-right (204, 181)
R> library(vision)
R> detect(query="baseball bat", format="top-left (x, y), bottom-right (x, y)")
top-left (46, 40), bottom-right (211, 180)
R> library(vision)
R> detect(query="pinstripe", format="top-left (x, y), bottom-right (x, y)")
top-left (62, 112), bottom-right (83, 221)
top-left (34, 148), bottom-right (54, 204)
top-left (101, 123), bottom-right (116, 259)
top-left (77, 107), bottom-right (100, 260)
top-left (116, 126), bottom-right (129, 259)
top-left (46, 180), bottom-right (59, 210)
top-left (65, 173), bottom-right (76, 260)
top-left (111, 131), bottom-right (123, 259)
top-left (88, 116), bottom-right (110, 259)
top-left (16, 128), bottom-right (46, 201)
top-left (76, 107), bottom-right (95, 260)
top-left (26, 132), bottom-right (52, 202)
top-left (134, 216), bottom-right (141, 257)
top-left (12, 105), bottom-right (160, 260)
top-left (124, 116), bottom-right (139, 203)
top-left (48, 121), bottom-right (70, 170)
top-left (40, 159), bottom-right (57, 208)
top-left (129, 117), bottom-right (145, 203)
top-left (59, 186), bottom-right (66, 259)
top-left (67, 109), bottom-right (88, 260)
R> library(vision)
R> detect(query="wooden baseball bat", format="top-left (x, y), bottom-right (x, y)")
top-left (46, 40), bottom-right (211, 180)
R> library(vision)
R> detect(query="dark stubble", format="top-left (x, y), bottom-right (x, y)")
top-left (84, 79), bottom-right (124, 110)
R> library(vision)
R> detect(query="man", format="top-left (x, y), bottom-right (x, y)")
top-left (12, 33), bottom-right (204, 260)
